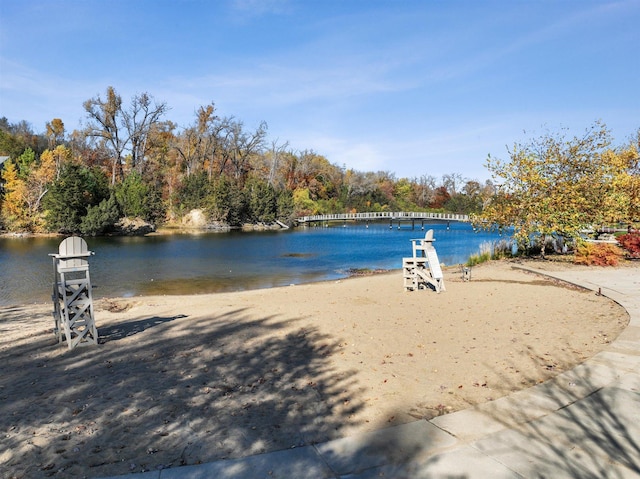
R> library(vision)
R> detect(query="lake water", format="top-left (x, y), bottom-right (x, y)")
top-left (0, 222), bottom-right (508, 306)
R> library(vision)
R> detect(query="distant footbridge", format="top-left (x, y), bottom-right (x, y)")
top-left (295, 211), bottom-right (470, 229)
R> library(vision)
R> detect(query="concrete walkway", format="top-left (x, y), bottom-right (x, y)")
top-left (100, 267), bottom-right (640, 479)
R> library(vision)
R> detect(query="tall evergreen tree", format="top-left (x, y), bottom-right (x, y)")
top-left (44, 163), bottom-right (109, 233)
top-left (115, 170), bottom-right (163, 223)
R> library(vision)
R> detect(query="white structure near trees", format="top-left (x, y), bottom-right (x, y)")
top-left (50, 236), bottom-right (98, 349)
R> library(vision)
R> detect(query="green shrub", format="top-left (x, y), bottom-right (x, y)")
top-left (43, 163), bottom-right (109, 233)
top-left (176, 171), bottom-right (211, 213)
top-left (80, 194), bottom-right (120, 236)
top-left (115, 171), bottom-right (163, 224)
top-left (246, 178), bottom-right (277, 223)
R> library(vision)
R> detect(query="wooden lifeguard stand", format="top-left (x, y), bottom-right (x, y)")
top-left (403, 229), bottom-right (446, 293)
top-left (50, 236), bottom-right (98, 349)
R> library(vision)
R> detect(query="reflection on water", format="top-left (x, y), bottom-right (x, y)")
top-left (0, 222), bottom-right (507, 306)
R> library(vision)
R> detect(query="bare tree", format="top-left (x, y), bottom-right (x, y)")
top-left (124, 92), bottom-right (169, 173)
top-left (441, 172), bottom-right (465, 195)
top-left (267, 139), bottom-right (289, 187)
top-left (83, 86), bottom-right (168, 184)
top-left (206, 115), bottom-right (234, 180)
top-left (174, 125), bottom-right (199, 177)
top-left (344, 169), bottom-right (378, 199)
top-left (412, 174), bottom-right (437, 207)
top-left (174, 104), bottom-right (216, 177)
top-left (83, 87), bottom-right (126, 184)
top-left (222, 120), bottom-right (267, 186)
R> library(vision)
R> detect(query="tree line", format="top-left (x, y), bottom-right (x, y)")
top-left (1, 87), bottom-right (638, 250)
top-left (0, 86), bottom-right (495, 235)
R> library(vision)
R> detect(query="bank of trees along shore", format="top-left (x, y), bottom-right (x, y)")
top-left (0, 86), bottom-right (638, 246)
top-left (0, 87), bottom-right (494, 235)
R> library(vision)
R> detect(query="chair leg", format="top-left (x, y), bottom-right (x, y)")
top-left (52, 286), bottom-right (63, 343)
top-left (56, 272), bottom-right (97, 349)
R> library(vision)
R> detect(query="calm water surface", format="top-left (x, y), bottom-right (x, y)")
top-left (0, 222), bottom-right (508, 306)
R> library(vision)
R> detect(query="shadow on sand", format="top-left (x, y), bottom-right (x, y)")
top-left (98, 315), bottom-right (187, 343)
top-left (0, 306), bottom-right (365, 478)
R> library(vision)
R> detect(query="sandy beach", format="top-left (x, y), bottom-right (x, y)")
top-left (0, 260), bottom-right (632, 478)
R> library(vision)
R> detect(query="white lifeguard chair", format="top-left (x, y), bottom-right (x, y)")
top-left (50, 236), bottom-right (98, 349)
top-left (403, 229), bottom-right (446, 293)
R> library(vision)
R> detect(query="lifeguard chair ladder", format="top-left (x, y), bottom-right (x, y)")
top-left (50, 236), bottom-right (98, 349)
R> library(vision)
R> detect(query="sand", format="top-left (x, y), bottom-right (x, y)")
top-left (0, 260), bottom-right (632, 478)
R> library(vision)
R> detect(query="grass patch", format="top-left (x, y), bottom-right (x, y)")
top-left (466, 239), bottom-right (515, 267)
top-left (347, 268), bottom-right (389, 276)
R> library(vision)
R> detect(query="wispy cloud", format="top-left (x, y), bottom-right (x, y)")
top-left (171, 60), bottom-right (410, 108)
top-left (0, 0), bottom-right (636, 178)
top-left (407, 1), bottom-right (639, 87)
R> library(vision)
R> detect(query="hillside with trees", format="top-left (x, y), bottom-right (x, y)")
top-left (0, 86), bottom-right (495, 235)
top-left (0, 87), bottom-right (638, 247)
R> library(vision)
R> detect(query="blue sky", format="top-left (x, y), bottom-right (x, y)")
top-left (0, 0), bottom-right (638, 181)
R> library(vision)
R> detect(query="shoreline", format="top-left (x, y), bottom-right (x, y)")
top-left (0, 219), bottom-right (291, 239)
top-left (0, 265), bottom-right (395, 309)
top-left (0, 260), bottom-right (634, 478)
